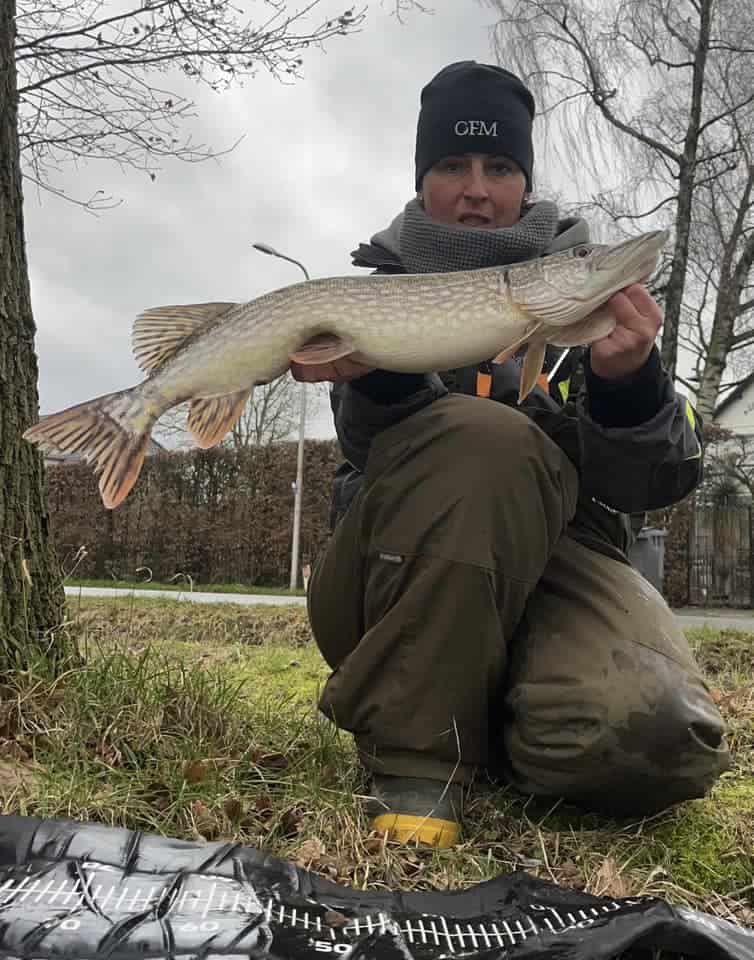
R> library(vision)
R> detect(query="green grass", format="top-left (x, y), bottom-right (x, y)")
top-left (66, 578), bottom-right (307, 597)
top-left (0, 598), bottom-right (752, 929)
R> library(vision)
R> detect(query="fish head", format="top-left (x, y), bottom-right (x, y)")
top-left (506, 229), bottom-right (669, 328)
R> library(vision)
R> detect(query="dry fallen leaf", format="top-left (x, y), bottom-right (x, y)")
top-left (320, 766), bottom-right (337, 786)
top-left (364, 837), bottom-right (384, 855)
top-left (324, 910), bottom-right (349, 928)
top-left (99, 741), bottom-right (122, 768)
top-left (190, 800), bottom-right (219, 840)
top-left (182, 760), bottom-right (209, 784)
top-left (0, 758), bottom-right (45, 793)
top-left (556, 859), bottom-right (583, 888)
top-left (739, 907), bottom-right (754, 925)
top-left (223, 798), bottom-right (243, 822)
top-left (280, 807), bottom-right (305, 837)
top-left (259, 752), bottom-right (289, 771)
top-left (592, 856), bottom-right (630, 898)
top-left (145, 780), bottom-right (172, 811)
top-left (0, 741), bottom-right (28, 762)
top-left (295, 838), bottom-right (326, 867)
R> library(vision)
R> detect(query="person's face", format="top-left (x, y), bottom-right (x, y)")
top-left (420, 153), bottom-right (528, 229)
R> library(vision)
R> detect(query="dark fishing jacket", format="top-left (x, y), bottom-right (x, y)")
top-left (327, 218), bottom-right (704, 563)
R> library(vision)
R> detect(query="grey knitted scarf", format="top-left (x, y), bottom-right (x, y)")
top-left (399, 197), bottom-right (560, 273)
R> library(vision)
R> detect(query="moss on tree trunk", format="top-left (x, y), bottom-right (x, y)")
top-left (0, 0), bottom-right (65, 666)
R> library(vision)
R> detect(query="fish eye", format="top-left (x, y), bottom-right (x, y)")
top-left (574, 245), bottom-right (591, 258)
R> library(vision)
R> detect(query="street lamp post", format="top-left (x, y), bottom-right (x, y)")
top-left (252, 242), bottom-right (310, 592)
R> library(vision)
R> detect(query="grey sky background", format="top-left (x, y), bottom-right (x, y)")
top-left (22, 0), bottom-right (682, 442)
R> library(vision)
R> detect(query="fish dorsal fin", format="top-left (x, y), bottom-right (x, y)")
top-left (188, 389), bottom-right (252, 449)
top-left (132, 302), bottom-right (237, 374)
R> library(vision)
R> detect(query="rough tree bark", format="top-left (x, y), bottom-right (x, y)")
top-left (687, 139), bottom-right (754, 417)
top-left (696, 228), bottom-right (754, 419)
top-left (0, 0), bottom-right (65, 665)
top-left (660, 0), bottom-right (713, 381)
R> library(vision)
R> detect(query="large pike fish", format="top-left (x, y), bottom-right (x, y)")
top-left (24, 230), bottom-right (668, 509)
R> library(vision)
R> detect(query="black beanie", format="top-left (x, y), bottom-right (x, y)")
top-left (414, 61), bottom-right (535, 191)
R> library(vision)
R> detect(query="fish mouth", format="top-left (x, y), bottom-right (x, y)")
top-left (508, 229), bottom-right (670, 329)
top-left (553, 229), bottom-right (669, 318)
top-left (593, 229), bottom-right (669, 282)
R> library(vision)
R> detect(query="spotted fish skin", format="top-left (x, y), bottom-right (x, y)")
top-left (23, 229), bottom-right (668, 509)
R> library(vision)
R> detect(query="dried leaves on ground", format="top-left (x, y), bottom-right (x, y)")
top-left (0, 601), bottom-right (750, 930)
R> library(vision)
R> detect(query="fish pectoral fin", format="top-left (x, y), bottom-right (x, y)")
top-left (491, 322), bottom-right (543, 365)
top-left (546, 305), bottom-right (617, 348)
top-left (518, 339), bottom-right (548, 404)
top-left (289, 333), bottom-right (356, 366)
top-left (132, 302), bottom-right (238, 374)
top-left (188, 389), bottom-right (252, 449)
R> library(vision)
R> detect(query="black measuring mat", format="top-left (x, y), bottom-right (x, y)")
top-left (0, 815), bottom-right (751, 959)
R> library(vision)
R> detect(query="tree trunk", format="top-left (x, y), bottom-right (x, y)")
top-left (695, 293), bottom-right (737, 421)
top-left (659, 0), bottom-right (713, 381)
top-left (660, 157), bottom-right (695, 380)
top-left (0, 0), bottom-right (65, 666)
top-left (696, 200), bottom-right (754, 421)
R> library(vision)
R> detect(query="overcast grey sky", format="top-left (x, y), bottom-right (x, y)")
top-left (21, 0), bottom-right (678, 442)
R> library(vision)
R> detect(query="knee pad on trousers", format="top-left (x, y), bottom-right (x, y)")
top-left (503, 679), bottom-right (731, 817)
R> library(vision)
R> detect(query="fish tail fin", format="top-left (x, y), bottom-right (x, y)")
top-left (23, 387), bottom-right (155, 509)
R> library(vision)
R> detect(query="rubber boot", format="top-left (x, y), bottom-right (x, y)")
top-left (366, 775), bottom-right (463, 848)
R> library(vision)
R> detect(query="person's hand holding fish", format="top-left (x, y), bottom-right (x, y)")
top-left (289, 353), bottom-right (375, 384)
top-left (589, 281), bottom-right (664, 381)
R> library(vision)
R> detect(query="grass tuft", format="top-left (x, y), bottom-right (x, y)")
top-left (0, 598), bottom-right (751, 930)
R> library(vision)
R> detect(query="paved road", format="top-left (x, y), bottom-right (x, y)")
top-left (64, 586), bottom-right (307, 607)
top-left (670, 608), bottom-right (754, 631)
top-left (64, 587), bottom-right (754, 629)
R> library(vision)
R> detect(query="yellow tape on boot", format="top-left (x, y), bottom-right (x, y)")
top-left (372, 813), bottom-right (461, 848)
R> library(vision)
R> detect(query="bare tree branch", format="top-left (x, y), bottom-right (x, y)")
top-left (483, 0), bottom-right (754, 392)
top-left (550, 3), bottom-right (681, 163)
top-left (385, 0), bottom-right (433, 23)
top-left (15, 0), bottom-right (365, 206)
top-left (590, 191), bottom-right (678, 222)
top-left (698, 90), bottom-right (754, 136)
top-left (729, 328), bottom-right (754, 348)
top-left (676, 374), bottom-right (699, 393)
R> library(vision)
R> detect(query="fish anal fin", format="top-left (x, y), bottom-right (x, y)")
top-left (188, 389), bottom-right (251, 449)
top-left (133, 302), bottom-right (237, 374)
top-left (492, 321), bottom-right (543, 365)
top-left (289, 333), bottom-right (356, 366)
top-left (519, 339), bottom-right (547, 404)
